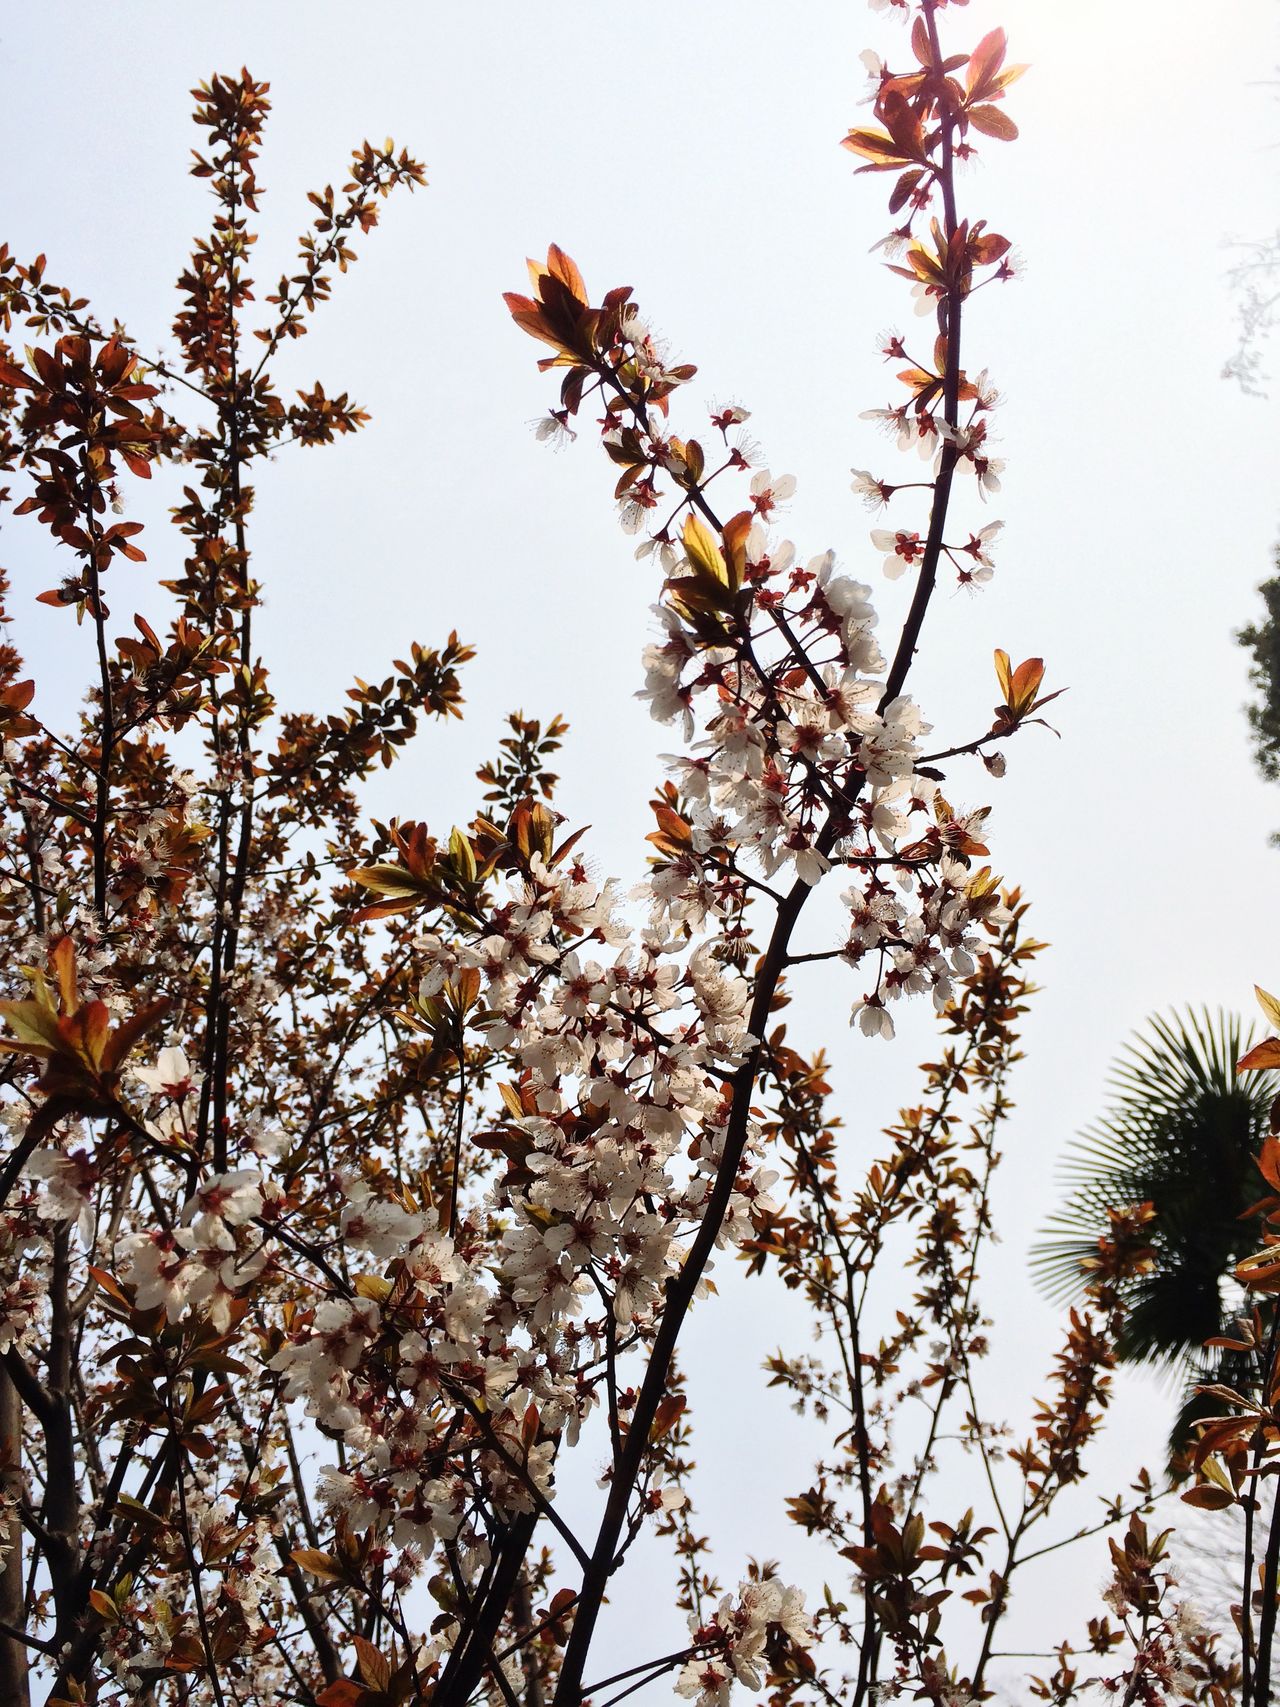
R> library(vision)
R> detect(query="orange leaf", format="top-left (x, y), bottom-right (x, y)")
top-left (86, 1265), bottom-right (131, 1306)
top-left (503, 298), bottom-right (563, 352)
top-left (546, 244), bottom-right (587, 305)
top-left (993, 648), bottom-right (1013, 702)
top-left (721, 509), bottom-right (753, 588)
top-left (51, 936), bottom-right (78, 1011)
top-left (354, 1636), bottom-right (391, 1694)
top-left (970, 231), bottom-right (1011, 266)
top-left (841, 127), bottom-right (906, 166)
top-left (316, 1685), bottom-right (369, 1707)
top-left (88, 1589), bottom-right (119, 1621)
top-left (967, 27), bottom-right (1008, 95)
top-left (967, 104), bottom-right (1019, 142)
top-left (649, 1393), bottom-right (687, 1442)
top-left (647, 803), bottom-right (692, 854)
top-left (291, 1548), bottom-right (346, 1582)
top-left (164, 1634), bottom-right (209, 1672)
top-left (1180, 1484), bottom-right (1235, 1511)
top-left (1239, 1040), bottom-right (1280, 1073)
top-left (100, 997), bottom-right (172, 1074)
top-left (1008, 657), bottom-right (1046, 717)
top-left (682, 512), bottom-right (730, 589)
top-left (1258, 1135), bottom-right (1280, 1193)
top-left (0, 356), bottom-right (32, 389)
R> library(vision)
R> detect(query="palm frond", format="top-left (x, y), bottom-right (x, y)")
top-left (1030, 1007), bottom-right (1277, 1375)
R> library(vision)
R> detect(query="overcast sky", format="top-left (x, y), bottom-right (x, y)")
top-left (4, 0), bottom-right (1280, 1693)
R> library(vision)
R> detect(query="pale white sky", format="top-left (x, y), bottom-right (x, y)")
top-left (3, 0), bottom-right (1279, 1694)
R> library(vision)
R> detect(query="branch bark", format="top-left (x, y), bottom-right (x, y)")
top-left (0, 1369), bottom-right (29, 1707)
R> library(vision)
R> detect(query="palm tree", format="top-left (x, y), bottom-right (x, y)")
top-left (1031, 1007), bottom-right (1278, 1446)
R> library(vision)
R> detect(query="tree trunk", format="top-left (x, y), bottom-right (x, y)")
top-left (0, 1368), bottom-right (30, 1706)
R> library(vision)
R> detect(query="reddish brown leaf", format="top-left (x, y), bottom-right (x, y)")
top-left (967, 27), bottom-right (1008, 96)
top-left (967, 104), bottom-right (1019, 142)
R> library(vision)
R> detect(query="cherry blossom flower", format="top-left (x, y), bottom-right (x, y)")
top-left (850, 466), bottom-right (894, 509)
top-left (853, 998), bottom-right (895, 1040)
top-left (27, 1146), bottom-right (98, 1245)
top-left (121, 1229), bottom-right (193, 1322)
top-left (748, 468), bottom-right (796, 518)
top-left (340, 1181), bottom-right (427, 1260)
top-left (957, 520), bottom-right (1003, 584)
top-left (533, 408), bottom-right (577, 445)
top-left (182, 1168), bottom-right (264, 1231)
top-left (134, 1043), bottom-right (201, 1101)
top-left (871, 527), bottom-right (925, 580)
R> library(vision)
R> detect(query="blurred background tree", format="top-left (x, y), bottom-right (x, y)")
top-left (1239, 547), bottom-right (1280, 814)
top-left (1031, 1008), bottom-right (1279, 1452)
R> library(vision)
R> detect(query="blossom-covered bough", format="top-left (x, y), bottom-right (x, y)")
top-left (0, 7), bottom-right (1251, 1707)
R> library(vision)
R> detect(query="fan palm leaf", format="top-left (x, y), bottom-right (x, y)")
top-left (1031, 1008), bottom-right (1277, 1377)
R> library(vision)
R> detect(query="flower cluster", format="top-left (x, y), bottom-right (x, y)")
top-left (676, 1579), bottom-right (813, 1706)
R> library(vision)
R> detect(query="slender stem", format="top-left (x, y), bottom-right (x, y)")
top-left (1017, 1505), bottom-right (1153, 1568)
top-left (878, 4), bottom-right (961, 713)
top-left (582, 1646), bottom-right (699, 1695)
top-left (1256, 1472), bottom-right (1280, 1705)
top-left (787, 1124), bottom-right (880, 1702)
top-left (511, 1569), bottom-right (545, 1707)
top-left (83, 484), bottom-right (114, 917)
top-left (1244, 1305), bottom-right (1280, 1705)
top-left (448, 1045), bottom-right (467, 1239)
top-left (0, 1618), bottom-right (52, 1659)
top-left (173, 1444), bottom-right (227, 1707)
top-left (441, 1381), bottom-right (591, 1571)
